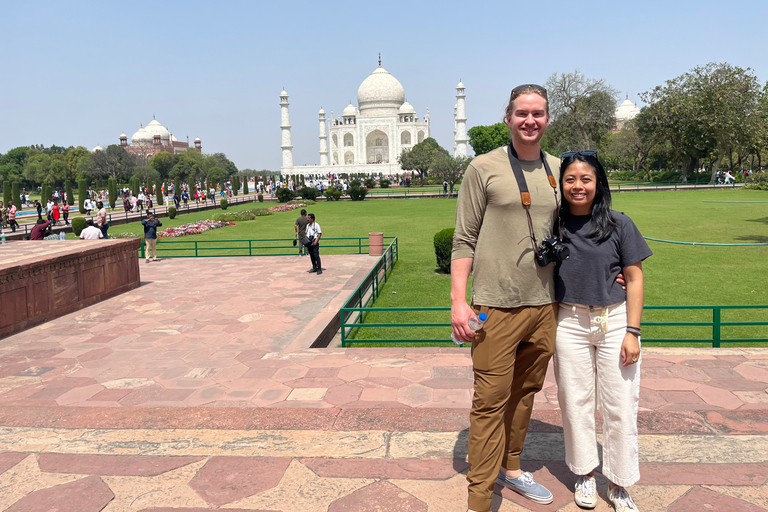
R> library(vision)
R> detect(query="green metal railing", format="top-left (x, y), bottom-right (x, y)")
top-left (340, 305), bottom-right (768, 347)
top-left (140, 236), bottom-right (396, 258)
top-left (612, 182), bottom-right (740, 192)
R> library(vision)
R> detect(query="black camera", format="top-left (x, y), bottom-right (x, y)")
top-left (536, 237), bottom-right (569, 267)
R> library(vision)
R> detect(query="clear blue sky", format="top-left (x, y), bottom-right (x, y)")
top-left (1, 0), bottom-right (766, 171)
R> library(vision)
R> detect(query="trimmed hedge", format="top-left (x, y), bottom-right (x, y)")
top-left (213, 208), bottom-right (273, 222)
top-left (78, 179), bottom-right (87, 214)
top-left (12, 182), bottom-right (20, 207)
top-left (220, 198), bottom-right (228, 210)
top-left (745, 171), bottom-right (768, 190)
top-left (243, 177), bottom-right (249, 195)
top-left (72, 217), bottom-right (87, 236)
top-left (433, 228), bottom-right (455, 273)
top-left (299, 187), bottom-right (320, 200)
top-left (379, 179), bottom-right (390, 188)
top-left (168, 207), bottom-right (177, 219)
top-left (324, 188), bottom-right (341, 201)
top-left (108, 177), bottom-right (117, 209)
top-left (348, 184), bottom-right (368, 201)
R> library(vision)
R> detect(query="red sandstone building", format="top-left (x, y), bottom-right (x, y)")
top-left (109, 116), bottom-right (202, 162)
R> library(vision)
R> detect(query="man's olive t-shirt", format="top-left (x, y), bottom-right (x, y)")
top-left (555, 211), bottom-right (652, 306)
top-left (295, 216), bottom-right (309, 237)
top-left (452, 146), bottom-right (561, 308)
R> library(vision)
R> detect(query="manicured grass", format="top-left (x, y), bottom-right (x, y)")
top-left (104, 189), bottom-right (768, 346)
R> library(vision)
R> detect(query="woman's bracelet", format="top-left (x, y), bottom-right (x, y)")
top-left (626, 326), bottom-right (642, 336)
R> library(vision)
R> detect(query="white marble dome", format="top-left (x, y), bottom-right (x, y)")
top-left (343, 103), bottom-right (357, 117)
top-left (357, 65), bottom-right (405, 114)
top-left (143, 119), bottom-right (170, 140)
top-left (399, 101), bottom-right (415, 114)
top-left (615, 98), bottom-right (641, 122)
top-left (92, 145), bottom-right (104, 152)
top-left (131, 127), bottom-right (152, 143)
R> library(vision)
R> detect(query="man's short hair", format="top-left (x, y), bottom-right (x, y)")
top-left (308, 213), bottom-right (315, 221)
top-left (86, 219), bottom-right (95, 227)
top-left (505, 84), bottom-right (549, 120)
top-left (301, 209), bottom-right (307, 215)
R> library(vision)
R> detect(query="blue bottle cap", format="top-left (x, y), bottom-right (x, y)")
top-left (478, 313), bottom-right (487, 321)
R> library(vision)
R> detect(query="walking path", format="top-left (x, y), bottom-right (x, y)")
top-left (0, 256), bottom-right (766, 511)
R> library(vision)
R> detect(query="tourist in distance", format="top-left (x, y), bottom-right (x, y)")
top-left (96, 201), bottom-right (108, 238)
top-left (294, 209), bottom-right (309, 257)
top-left (7, 201), bottom-right (19, 232)
top-left (62, 200), bottom-right (70, 225)
top-left (553, 151), bottom-right (651, 512)
top-left (141, 212), bottom-right (162, 263)
top-left (303, 213), bottom-right (322, 275)
top-left (78, 219), bottom-right (103, 240)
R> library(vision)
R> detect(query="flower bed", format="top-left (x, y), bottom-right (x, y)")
top-left (269, 203), bottom-right (306, 212)
top-left (158, 220), bottom-right (236, 238)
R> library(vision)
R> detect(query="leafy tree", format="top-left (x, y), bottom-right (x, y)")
top-left (398, 137), bottom-right (449, 183)
top-left (2, 181), bottom-right (10, 206)
top-left (468, 123), bottom-right (510, 156)
top-left (65, 146), bottom-right (90, 181)
top-left (641, 62), bottom-right (767, 183)
top-left (544, 70), bottom-right (618, 151)
top-left (12, 182), bottom-right (20, 207)
top-left (0, 147), bottom-right (29, 183)
top-left (149, 151), bottom-right (175, 181)
top-left (207, 166), bottom-right (227, 187)
top-left (108, 177), bottom-right (117, 209)
top-left (84, 145), bottom-right (136, 180)
top-left (65, 180), bottom-right (74, 206)
top-left (174, 177), bottom-right (181, 199)
top-left (430, 155), bottom-right (471, 194)
top-left (232, 176), bottom-right (240, 195)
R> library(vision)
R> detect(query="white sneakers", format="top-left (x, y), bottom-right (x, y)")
top-left (608, 486), bottom-right (639, 512)
top-left (574, 476), bottom-right (639, 511)
top-left (574, 474), bottom-right (597, 509)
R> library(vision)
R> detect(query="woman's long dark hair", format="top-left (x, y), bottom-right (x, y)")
top-left (559, 153), bottom-right (616, 243)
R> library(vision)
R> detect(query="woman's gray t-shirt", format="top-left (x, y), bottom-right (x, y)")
top-left (555, 211), bottom-right (652, 306)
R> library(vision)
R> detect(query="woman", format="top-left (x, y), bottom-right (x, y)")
top-left (51, 202), bottom-right (60, 226)
top-left (62, 201), bottom-right (70, 225)
top-left (553, 151), bottom-right (652, 512)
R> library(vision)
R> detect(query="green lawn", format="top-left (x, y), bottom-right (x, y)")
top-left (101, 188), bottom-right (768, 347)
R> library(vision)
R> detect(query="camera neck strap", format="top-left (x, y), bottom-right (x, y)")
top-left (506, 145), bottom-right (561, 258)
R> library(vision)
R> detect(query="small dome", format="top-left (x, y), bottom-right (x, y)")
top-left (171, 135), bottom-right (178, 142)
top-left (357, 65), bottom-right (405, 115)
top-left (280, 89), bottom-right (288, 97)
top-left (92, 145), bottom-right (104, 152)
top-left (399, 101), bottom-right (416, 114)
top-left (343, 103), bottom-right (357, 117)
top-left (318, 108), bottom-right (326, 115)
top-left (615, 98), bottom-right (641, 122)
top-left (457, 81), bottom-right (465, 89)
top-left (194, 137), bottom-right (201, 142)
top-left (119, 133), bottom-right (127, 139)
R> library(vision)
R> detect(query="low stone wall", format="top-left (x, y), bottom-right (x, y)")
top-left (0, 239), bottom-right (140, 338)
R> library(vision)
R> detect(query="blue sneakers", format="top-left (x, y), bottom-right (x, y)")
top-left (497, 470), bottom-right (554, 505)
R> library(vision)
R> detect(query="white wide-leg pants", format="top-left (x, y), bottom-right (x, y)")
top-left (554, 302), bottom-right (641, 487)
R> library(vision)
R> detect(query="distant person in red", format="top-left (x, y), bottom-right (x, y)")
top-left (51, 202), bottom-right (60, 226)
top-left (30, 219), bottom-right (51, 240)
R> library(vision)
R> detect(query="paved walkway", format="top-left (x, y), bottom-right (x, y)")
top-left (0, 256), bottom-right (766, 511)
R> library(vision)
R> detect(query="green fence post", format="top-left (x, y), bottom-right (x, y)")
top-left (712, 307), bottom-right (721, 348)
top-left (359, 238), bottom-right (362, 254)
top-left (140, 239), bottom-right (145, 259)
top-left (249, 240), bottom-right (253, 256)
top-left (195, 241), bottom-right (198, 257)
top-left (341, 311), bottom-right (346, 347)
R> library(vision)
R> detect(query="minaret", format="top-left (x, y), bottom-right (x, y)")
top-left (280, 89), bottom-right (294, 171)
top-left (318, 108), bottom-right (329, 166)
top-left (454, 81), bottom-right (468, 157)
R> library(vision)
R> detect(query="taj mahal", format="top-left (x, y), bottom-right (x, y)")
top-left (279, 57), bottom-right (467, 176)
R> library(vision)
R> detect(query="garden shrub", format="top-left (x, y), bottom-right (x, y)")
top-left (213, 208), bottom-right (273, 222)
top-left (169, 207), bottom-right (177, 219)
top-left (108, 177), bottom-right (117, 208)
top-left (275, 187), bottom-right (295, 203)
top-left (324, 188), bottom-right (341, 201)
top-left (433, 227), bottom-right (455, 273)
top-left (348, 183), bottom-right (368, 201)
top-left (745, 171), bottom-right (768, 190)
top-left (2, 181), bottom-right (10, 207)
top-left (289, 199), bottom-right (314, 205)
top-left (12, 182), bottom-right (20, 207)
top-left (78, 179), bottom-right (87, 214)
top-left (364, 178), bottom-right (377, 189)
top-left (243, 177), bottom-right (249, 195)
top-left (72, 217), bottom-right (87, 236)
top-left (232, 176), bottom-right (239, 196)
top-left (257, 193), bottom-right (263, 202)
top-left (220, 198), bottom-right (228, 210)
top-left (299, 187), bottom-right (320, 200)
top-left (379, 179), bottom-right (390, 188)
top-left (65, 180), bottom-right (74, 206)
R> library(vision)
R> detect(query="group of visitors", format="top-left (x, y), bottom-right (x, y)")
top-left (451, 84), bottom-right (651, 512)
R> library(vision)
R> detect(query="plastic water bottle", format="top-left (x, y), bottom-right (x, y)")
top-left (60, 231), bottom-right (66, 241)
top-left (451, 312), bottom-right (487, 345)
top-left (1, 231), bottom-right (5, 245)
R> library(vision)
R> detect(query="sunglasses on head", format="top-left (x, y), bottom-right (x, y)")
top-left (511, 84), bottom-right (547, 95)
top-left (560, 150), bottom-right (598, 158)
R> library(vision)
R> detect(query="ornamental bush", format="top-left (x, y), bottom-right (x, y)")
top-left (3, 181), bottom-right (11, 207)
top-left (745, 171), bottom-right (768, 190)
top-left (213, 208), bottom-right (273, 222)
top-left (324, 188), bottom-right (341, 201)
top-left (220, 198), bottom-right (228, 210)
top-left (243, 177), bottom-right (249, 195)
top-left (107, 177), bottom-right (117, 209)
top-left (12, 182), bottom-right (20, 207)
top-left (232, 176), bottom-right (239, 196)
top-left (169, 207), bottom-right (177, 219)
top-left (257, 193), bottom-right (263, 202)
top-left (275, 187), bottom-right (295, 203)
top-left (433, 227), bottom-right (455, 273)
top-left (72, 217), bottom-right (87, 236)
top-left (364, 178), bottom-right (377, 189)
top-left (174, 177), bottom-right (181, 200)
top-left (299, 187), bottom-right (320, 200)
top-left (78, 179), bottom-right (87, 214)
top-left (348, 183), bottom-right (368, 201)
top-left (65, 180), bottom-right (74, 205)
top-left (379, 179), bottom-right (390, 188)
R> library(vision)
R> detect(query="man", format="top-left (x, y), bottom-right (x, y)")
top-left (295, 209), bottom-right (309, 257)
top-left (79, 219), bottom-right (103, 240)
top-left (141, 212), bottom-right (162, 262)
top-left (304, 213), bottom-right (322, 275)
top-left (35, 200), bottom-right (43, 221)
top-left (7, 201), bottom-right (19, 232)
top-left (451, 84), bottom-right (561, 511)
top-left (96, 201), bottom-right (108, 239)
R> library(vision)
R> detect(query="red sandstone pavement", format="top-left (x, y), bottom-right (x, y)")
top-left (0, 256), bottom-right (767, 511)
